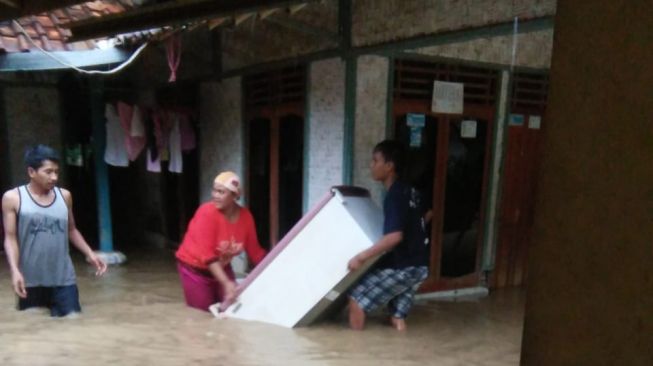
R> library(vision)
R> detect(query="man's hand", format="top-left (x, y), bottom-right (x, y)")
top-left (87, 253), bottom-right (108, 276)
top-left (348, 253), bottom-right (366, 272)
top-left (11, 270), bottom-right (27, 298)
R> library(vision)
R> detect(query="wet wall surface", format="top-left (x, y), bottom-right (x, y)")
top-left (520, 1), bottom-right (653, 365)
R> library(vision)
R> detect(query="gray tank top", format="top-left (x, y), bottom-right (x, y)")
top-left (17, 185), bottom-right (76, 287)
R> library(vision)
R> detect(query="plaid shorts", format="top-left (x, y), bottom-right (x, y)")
top-left (350, 266), bottom-right (428, 319)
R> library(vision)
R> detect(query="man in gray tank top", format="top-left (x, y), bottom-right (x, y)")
top-left (2, 145), bottom-right (107, 317)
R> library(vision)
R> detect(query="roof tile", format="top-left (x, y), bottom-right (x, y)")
top-left (0, 1), bottom-right (135, 53)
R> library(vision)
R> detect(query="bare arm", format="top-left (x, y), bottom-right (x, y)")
top-left (2, 189), bottom-right (26, 297)
top-left (208, 261), bottom-right (237, 308)
top-left (348, 231), bottom-right (403, 271)
top-left (61, 189), bottom-right (107, 276)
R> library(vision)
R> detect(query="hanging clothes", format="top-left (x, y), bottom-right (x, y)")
top-left (152, 110), bottom-right (172, 162)
top-left (144, 110), bottom-right (159, 162)
top-left (146, 148), bottom-right (161, 173)
top-left (104, 103), bottom-right (129, 167)
top-left (178, 112), bottom-right (196, 151)
top-left (168, 115), bottom-right (183, 173)
top-left (130, 105), bottom-right (146, 137)
top-left (166, 34), bottom-right (182, 82)
top-left (117, 101), bottom-right (146, 161)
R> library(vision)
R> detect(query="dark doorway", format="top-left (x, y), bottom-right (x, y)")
top-left (392, 58), bottom-right (498, 291)
top-left (59, 74), bottom-right (99, 245)
top-left (104, 83), bottom-right (200, 252)
top-left (396, 114), bottom-right (489, 278)
top-left (244, 66), bottom-right (306, 250)
top-left (393, 102), bottom-right (494, 292)
top-left (441, 117), bottom-right (488, 277)
top-left (248, 117), bottom-right (271, 249)
top-left (247, 109), bottom-right (304, 250)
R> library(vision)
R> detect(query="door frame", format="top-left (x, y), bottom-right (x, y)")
top-left (393, 99), bottom-right (495, 292)
top-left (246, 102), bottom-right (304, 247)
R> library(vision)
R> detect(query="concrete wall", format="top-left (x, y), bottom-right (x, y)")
top-left (352, 0), bottom-right (556, 47)
top-left (414, 29), bottom-right (554, 69)
top-left (198, 77), bottom-right (244, 203)
top-left (520, 1), bottom-right (653, 364)
top-left (220, 0), bottom-right (555, 71)
top-left (306, 58), bottom-right (345, 209)
top-left (3, 86), bottom-right (63, 186)
top-left (353, 55), bottom-right (389, 205)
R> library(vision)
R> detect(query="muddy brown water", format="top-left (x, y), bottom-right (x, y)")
top-left (0, 251), bottom-right (524, 365)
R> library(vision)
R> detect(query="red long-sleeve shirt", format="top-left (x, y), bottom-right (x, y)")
top-left (175, 203), bottom-right (266, 271)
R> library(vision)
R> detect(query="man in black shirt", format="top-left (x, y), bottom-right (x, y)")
top-left (347, 140), bottom-right (429, 331)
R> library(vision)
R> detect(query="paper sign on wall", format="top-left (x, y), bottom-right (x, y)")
top-left (510, 114), bottom-right (525, 126)
top-left (432, 81), bottom-right (464, 114)
top-left (406, 113), bottom-right (425, 127)
top-left (528, 115), bottom-right (542, 129)
top-left (409, 127), bottom-right (423, 147)
top-left (65, 144), bottom-right (83, 167)
top-left (461, 120), bottom-right (477, 138)
top-left (407, 113), bottom-right (425, 147)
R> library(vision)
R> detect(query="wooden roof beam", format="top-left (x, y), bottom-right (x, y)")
top-left (0, 1), bottom-right (19, 8)
top-left (65, 0), bottom-right (321, 42)
top-left (259, 8), bottom-right (280, 20)
top-left (264, 15), bottom-right (338, 44)
top-left (289, 4), bottom-right (307, 14)
top-left (0, 1), bottom-right (89, 22)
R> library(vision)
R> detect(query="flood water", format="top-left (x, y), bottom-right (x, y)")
top-left (0, 250), bottom-right (524, 365)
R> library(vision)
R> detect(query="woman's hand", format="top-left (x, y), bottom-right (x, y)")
top-left (208, 261), bottom-right (238, 307)
top-left (223, 281), bottom-right (237, 302)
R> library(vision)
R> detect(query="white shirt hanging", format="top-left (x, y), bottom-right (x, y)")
top-left (104, 103), bottom-right (129, 167)
top-left (168, 115), bottom-right (183, 173)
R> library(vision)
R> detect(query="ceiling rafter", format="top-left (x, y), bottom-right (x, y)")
top-left (259, 8), bottom-right (280, 20)
top-left (63, 0), bottom-right (318, 42)
top-left (234, 12), bottom-right (256, 26)
top-left (263, 14), bottom-right (338, 44)
top-left (0, 1), bottom-right (89, 22)
top-left (0, 0), bottom-right (19, 8)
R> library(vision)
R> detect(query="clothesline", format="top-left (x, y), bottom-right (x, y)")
top-left (12, 20), bottom-right (149, 76)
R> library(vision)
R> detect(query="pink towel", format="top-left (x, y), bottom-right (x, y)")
top-left (117, 101), bottom-right (146, 161)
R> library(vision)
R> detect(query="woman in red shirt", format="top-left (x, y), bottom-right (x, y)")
top-left (176, 171), bottom-right (266, 312)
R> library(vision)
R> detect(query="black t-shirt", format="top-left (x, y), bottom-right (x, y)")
top-left (377, 180), bottom-right (430, 269)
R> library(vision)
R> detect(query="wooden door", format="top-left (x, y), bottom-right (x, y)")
top-left (492, 113), bottom-right (544, 287)
top-left (491, 72), bottom-right (548, 288)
